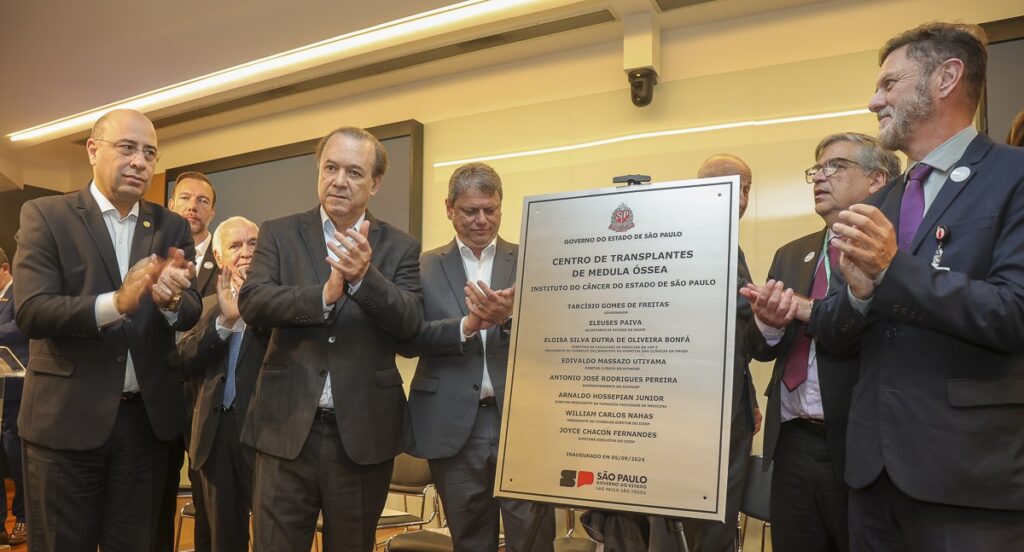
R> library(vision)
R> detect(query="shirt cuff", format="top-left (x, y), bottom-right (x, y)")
top-left (754, 316), bottom-right (785, 346)
top-left (873, 266), bottom-right (889, 286)
top-left (215, 316), bottom-right (244, 339)
top-left (347, 279), bottom-right (362, 295)
top-left (161, 309), bottom-right (179, 326)
top-left (460, 316), bottom-right (476, 342)
top-left (95, 292), bottom-right (123, 328)
top-left (847, 286), bottom-right (872, 315)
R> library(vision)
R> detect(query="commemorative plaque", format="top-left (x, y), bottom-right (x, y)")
top-left (495, 177), bottom-right (739, 519)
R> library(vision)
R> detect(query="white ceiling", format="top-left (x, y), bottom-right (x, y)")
top-left (1, 0), bottom-right (839, 141)
top-left (0, 0), bottom-right (454, 136)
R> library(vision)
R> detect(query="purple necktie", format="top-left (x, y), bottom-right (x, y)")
top-left (899, 163), bottom-right (933, 251)
top-left (782, 243), bottom-right (839, 391)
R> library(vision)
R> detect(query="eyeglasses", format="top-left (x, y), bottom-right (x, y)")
top-left (94, 139), bottom-right (160, 163)
top-left (804, 158), bottom-right (861, 183)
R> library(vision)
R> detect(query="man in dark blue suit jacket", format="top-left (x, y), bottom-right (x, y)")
top-left (799, 23), bottom-right (1024, 549)
top-left (0, 247), bottom-right (28, 545)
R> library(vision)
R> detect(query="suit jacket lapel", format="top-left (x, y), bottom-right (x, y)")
top-left (130, 200), bottom-right (156, 266)
top-left (299, 207), bottom-right (331, 285)
top-left (909, 135), bottom-right (990, 253)
top-left (491, 237), bottom-right (516, 292)
top-left (439, 240), bottom-right (470, 317)
top-left (195, 261), bottom-right (218, 292)
top-left (795, 230), bottom-right (827, 296)
top-left (74, 189), bottom-right (122, 288)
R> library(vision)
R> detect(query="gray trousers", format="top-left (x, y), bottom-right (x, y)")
top-left (428, 405), bottom-right (556, 552)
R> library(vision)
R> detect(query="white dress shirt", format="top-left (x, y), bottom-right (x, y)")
top-left (457, 237), bottom-right (498, 400)
top-left (317, 207), bottom-right (367, 409)
top-left (90, 183), bottom-right (178, 393)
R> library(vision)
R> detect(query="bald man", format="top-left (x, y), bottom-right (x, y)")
top-left (14, 109), bottom-right (202, 552)
top-left (651, 154), bottom-right (760, 552)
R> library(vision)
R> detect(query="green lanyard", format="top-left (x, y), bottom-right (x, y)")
top-left (820, 234), bottom-right (832, 290)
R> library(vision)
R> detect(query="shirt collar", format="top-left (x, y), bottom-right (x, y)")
top-left (320, 207), bottom-right (366, 236)
top-left (916, 124), bottom-right (978, 174)
top-left (195, 233), bottom-right (212, 257)
top-left (0, 280), bottom-right (11, 299)
top-left (455, 236), bottom-right (497, 259)
top-left (89, 181), bottom-right (139, 221)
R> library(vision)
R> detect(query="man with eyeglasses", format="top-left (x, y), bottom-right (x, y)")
top-left (13, 108), bottom-right (202, 552)
top-left (741, 133), bottom-right (899, 551)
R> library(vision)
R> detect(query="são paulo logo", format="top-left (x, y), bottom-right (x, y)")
top-left (559, 469), bottom-right (595, 488)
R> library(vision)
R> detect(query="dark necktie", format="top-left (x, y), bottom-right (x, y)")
top-left (899, 163), bottom-right (933, 251)
top-left (782, 243), bottom-right (838, 391)
top-left (222, 330), bottom-right (243, 408)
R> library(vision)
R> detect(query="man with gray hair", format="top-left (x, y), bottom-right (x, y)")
top-left (178, 216), bottom-right (263, 552)
top-left (742, 133), bottom-right (899, 551)
top-left (239, 126), bottom-right (421, 551)
top-left (766, 22), bottom-right (1024, 548)
top-left (401, 162), bottom-right (554, 551)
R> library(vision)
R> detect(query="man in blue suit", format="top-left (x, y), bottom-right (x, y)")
top-left (766, 22), bottom-right (1024, 549)
top-left (0, 247), bottom-right (27, 545)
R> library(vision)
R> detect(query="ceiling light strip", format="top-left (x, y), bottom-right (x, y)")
top-left (433, 108), bottom-right (872, 167)
top-left (8, 0), bottom-right (553, 142)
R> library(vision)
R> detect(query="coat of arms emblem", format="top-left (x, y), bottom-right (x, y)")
top-left (608, 203), bottom-right (635, 232)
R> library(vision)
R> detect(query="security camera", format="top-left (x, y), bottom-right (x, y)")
top-left (628, 68), bottom-right (658, 107)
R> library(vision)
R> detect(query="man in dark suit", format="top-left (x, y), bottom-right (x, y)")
top-left (161, 170), bottom-right (220, 552)
top-left (401, 163), bottom-right (555, 552)
top-left (0, 247), bottom-right (28, 545)
top-left (742, 133), bottom-right (899, 551)
top-left (651, 154), bottom-right (761, 552)
top-left (805, 23), bottom-right (1024, 549)
top-left (178, 216), bottom-right (263, 552)
top-left (238, 126), bottom-right (422, 552)
top-left (13, 108), bottom-right (202, 552)
top-left (170, 171), bottom-right (220, 297)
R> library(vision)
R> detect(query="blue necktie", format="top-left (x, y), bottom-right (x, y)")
top-left (223, 330), bottom-right (243, 409)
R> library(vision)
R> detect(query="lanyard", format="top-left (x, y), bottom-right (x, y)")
top-left (820, 234), bottom-right (832, 290)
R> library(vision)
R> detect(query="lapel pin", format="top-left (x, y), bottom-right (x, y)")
top-left (950, 166), bottom-right (970, 183)
top-left (935, 225), bottom-right (949, 244)
top-left (204, 261), bottom-right (214, 270)
top-left (803, 251), bottom-right (815, 263)
top-left (143, 220), bottom-right (151, 228)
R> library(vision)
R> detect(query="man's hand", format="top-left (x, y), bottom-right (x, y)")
top-left (465, 281), bottom-right (514, 330)
top-left (216, 266), bottom-right (241, 327)
top-left (836, 248), bottom-right (876, 300)
top-left (114, 255), bottom-right (162, 314)
top-left (323, 221), bottom-right (372, 305)
top-left (151, 248), bottom-right (196, 309)
top-left (831, 204), bottom-right (898, 282)
top-left (753, 407), bottom-right (763, 435)
top-left (741, 280), bottom-right (800, 328)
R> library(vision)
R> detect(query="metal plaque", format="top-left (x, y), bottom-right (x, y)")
top-left (495, 177), bottom-right (739, 519)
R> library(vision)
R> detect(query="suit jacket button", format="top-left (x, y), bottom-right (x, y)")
top-left (319, 369), bottom-right (328, 377)
top-left (124, 315), bottom-right (132, 324)
top-left (328, 336), bottom-right (337, 344)
top-left (472, 384), bottom-right (480, 391)
top-left (116, 355), bottom-right (126, 363)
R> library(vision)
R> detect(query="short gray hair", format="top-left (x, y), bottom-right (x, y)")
top-left (814, 132), bottom-right (901, 180)
top-left (447, 162), bottom-right (503, 203)
top-left (212, 216), bottom-right (259, 257)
